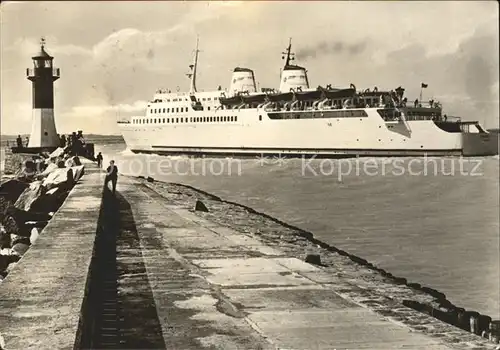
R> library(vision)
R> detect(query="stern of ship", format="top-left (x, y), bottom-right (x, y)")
top-left (460, 122), bottom-right (499, 156)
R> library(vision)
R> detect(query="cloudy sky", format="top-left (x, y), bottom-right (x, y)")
top-left (1, 1), bottom-right (498, 135)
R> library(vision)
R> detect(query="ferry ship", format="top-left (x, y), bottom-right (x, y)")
top-left (118, 39), bottom-right (498, 158)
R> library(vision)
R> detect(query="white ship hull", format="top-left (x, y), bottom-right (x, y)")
top-left (119, 108), bottom-right (498, 158)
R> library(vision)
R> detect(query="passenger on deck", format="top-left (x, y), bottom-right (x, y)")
top-left (414, 99), bottom-right (418, 108)
top-left (16, 135), bottom-right (23, 148)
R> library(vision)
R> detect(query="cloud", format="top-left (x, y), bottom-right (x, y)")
top-left (58, 100), bottom-right (148, 135)
top-left (296, 40), bottom-right (369, 61)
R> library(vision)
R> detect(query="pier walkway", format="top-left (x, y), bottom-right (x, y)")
top-left (0, 167), bottom-right (497, 349)
top-left (113, 176), bottom-right (456, 350)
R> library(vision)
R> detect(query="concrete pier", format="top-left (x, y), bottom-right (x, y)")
top-left (0, 171), bottom-right (498, 349)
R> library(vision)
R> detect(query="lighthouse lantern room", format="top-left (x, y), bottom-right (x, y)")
top-left (26, 37), bottom-right (60, 149)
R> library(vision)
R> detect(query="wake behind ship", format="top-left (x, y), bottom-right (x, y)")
top-left (118, 39), bottom-right (498, 158)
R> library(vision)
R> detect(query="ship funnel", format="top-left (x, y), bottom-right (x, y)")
top-left (279, 65), bottom-right (309, 92)
top-left (229, 67), bottom-right (257, 96)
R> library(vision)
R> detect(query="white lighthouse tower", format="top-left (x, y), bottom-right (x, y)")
top-left (26, 38), bottom-right (60, 149)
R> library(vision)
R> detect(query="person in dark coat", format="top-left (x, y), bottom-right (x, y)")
top-left (105, 160), bottom-right (118, 194)
top-left (96, 152), bottom-right (103, 168)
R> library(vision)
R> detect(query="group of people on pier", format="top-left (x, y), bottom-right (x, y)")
top-left (15, 135), bottom-right (29, 149)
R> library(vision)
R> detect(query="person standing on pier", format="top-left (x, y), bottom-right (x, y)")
top-left (96, 152), bottom-right (103, 168)
top-left (16, 135), bottom-right (23, 148)
top-left (25, 136), bottom-right (29, 147)
top-left (105, 160), bottom-right (118, 194)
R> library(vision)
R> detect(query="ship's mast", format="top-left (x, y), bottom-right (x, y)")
top-left (187, 37), bottom-right (200, 93)
top-left (282, 37), bottom-right (295, 67)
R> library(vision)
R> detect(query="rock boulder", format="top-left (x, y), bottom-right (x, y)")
top-left (14, 181), bottom-right (45, 211)
top-left (11, 242), bottom-right (30, 256)
top-left (0, 179), bottom-right (30, 203)
top-left (0, 226), bottom-right (10, 249)
top-left (48, 147), bottom-right (65, 159)
top-left (42, 168), bottom-right (74, 190)
top-left (71, 165), bottom-right (85, 182)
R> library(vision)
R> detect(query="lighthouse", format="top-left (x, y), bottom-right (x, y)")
top-left (26, 37), bottom-right (60, 149)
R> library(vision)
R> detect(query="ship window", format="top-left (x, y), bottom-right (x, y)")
top-left (176, 107), bottom-right (179, 113)
top-left (208, 98), bottom-right (212, 101)
top-left (259, 115), bottom-right (262, 121)
top-left (208, 107), bottom-right (211, 111)
top-left (202, 98), bottom-right (206, 101)
top-left (150, 109), bottom-right (153, 113)
top-left (235, 116), bottom-right (238, 122)
top-left (162, 118), bottom-right (165, 123)
top-left (203, 117), bottom-right (206, 122)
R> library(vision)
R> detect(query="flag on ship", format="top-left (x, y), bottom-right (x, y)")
top-left (421, 83), bottom-right (428, 88)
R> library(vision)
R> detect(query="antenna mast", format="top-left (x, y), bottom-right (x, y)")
top-left (281, 37), bottom-right (295, 67)
top-left (187, 36), bottom-right (200, 93)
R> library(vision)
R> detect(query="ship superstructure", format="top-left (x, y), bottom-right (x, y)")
top-left (118, 39), bottom-right (498, 157)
